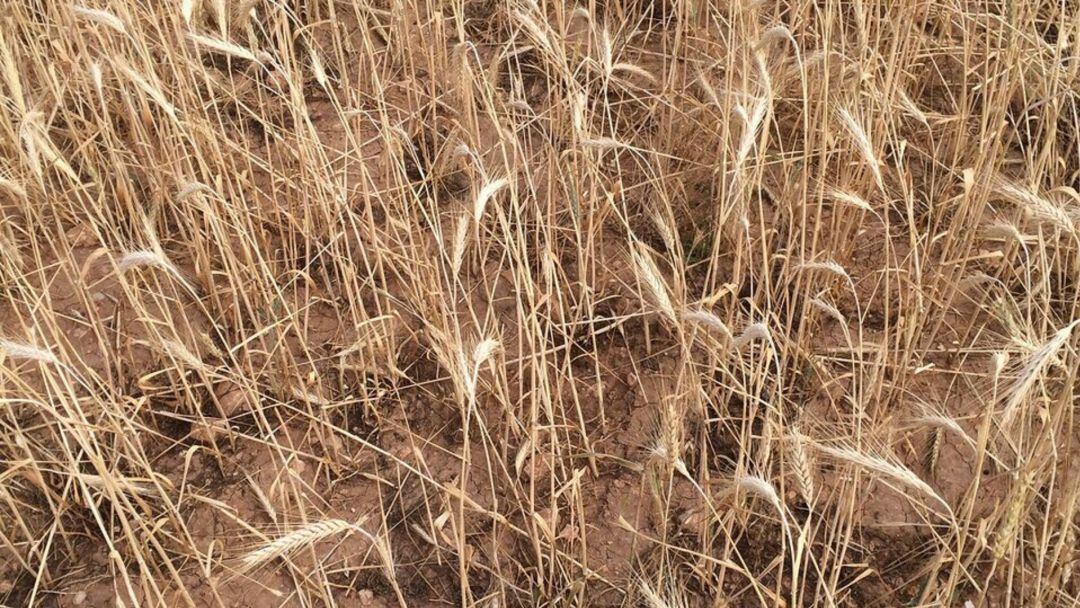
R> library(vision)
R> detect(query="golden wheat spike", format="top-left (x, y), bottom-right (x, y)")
top-left (239, 519), bottom-right (364, 570)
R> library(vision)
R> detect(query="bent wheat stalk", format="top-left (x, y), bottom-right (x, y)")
top-left (0, 340), bottom-right (59, 365)
top-left (808, 440), bottom-right (951, 514)
top-left (238, 518), bottom-right (367, 571)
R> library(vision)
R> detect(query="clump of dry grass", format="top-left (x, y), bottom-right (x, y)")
top-left (1, 0), bottom-right (1078, 606)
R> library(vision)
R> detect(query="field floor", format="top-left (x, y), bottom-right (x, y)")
top-left (1, 1), bottom-right (1079, 606)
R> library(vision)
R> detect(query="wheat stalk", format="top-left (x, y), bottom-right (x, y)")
top-left (837, 107), bottom-right (884, 191)
top-left (0, 176), bottom-right (28, 201)
top-left (787, 430), bottom-right (816, 504)
top-left (991, 175), bottom-right (1075, 233)
top-left (239, 519), bottom-right (364, 570)
top-left (797, 260), bottom-right (850, 281)
top-left (1, 1), bottom-right (1076, 605)
top-left (639, 579), bottom-right (689, 608)
top-left (581, 136), bottom-right (631, 149)
top-left (926, 426), bottom-right (943, 477)
top-left (188, 32), bottom-right (265, 63)
top-left (1000, 320), bottom-right (1078, 428)
top-left (0, 340), bottom-right (59, 365)
top-left (735, 96), bottom-right (769, 169)
top-left (71, 5), bottom-right (127, 34)
top-left (808, 297), bottom-right (847, 325)
top-left (474, 177), bottom-right (509, 222)
top-left (632, 243), bottom-right (676, 322)
top-left (808, 439), bottom-right (949, 512)
top-left (826, 188), bottom-right (875, 213)
top-left (734, 322), bottom-right (772, 349)
top-left (736, 474), bottom-right (783, 513)
top-left (916, 413), bottom-right (975, 449)
top-left (117, 249), bottom-right (196, 290)
top-left (176, 182), bottom-right (215, 201)
top-left (682, 309), bottom-right (735, 341)
top-left (450, 215), bottom-right (470, 276)
top-left (113, 60), bottom-right (178, 119)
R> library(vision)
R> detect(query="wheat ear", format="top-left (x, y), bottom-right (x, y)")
top-left (239, 518), bottom-right (365, 570)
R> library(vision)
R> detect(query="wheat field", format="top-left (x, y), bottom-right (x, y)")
top-left (0, 0), bottom-right (1078, 606)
